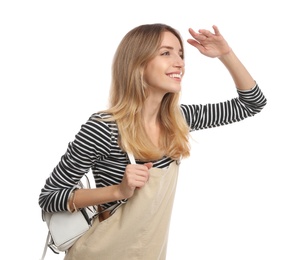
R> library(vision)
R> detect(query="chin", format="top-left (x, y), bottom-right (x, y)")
top-left (172, 85), bottom-right (182, 93)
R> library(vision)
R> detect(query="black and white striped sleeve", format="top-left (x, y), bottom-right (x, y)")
top-left (38, 115), bottom-right (112, 213)
top-left (180, 84), bottom-right (267, 131)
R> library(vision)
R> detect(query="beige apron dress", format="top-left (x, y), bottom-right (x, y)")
top-left (65, 155), bottom-right (180, 260)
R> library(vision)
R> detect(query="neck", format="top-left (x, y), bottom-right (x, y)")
top-left (142, 95), bottom-right (162, 126)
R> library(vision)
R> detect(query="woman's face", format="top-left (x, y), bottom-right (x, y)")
top-left (143, 31), bottom-right (185, 97)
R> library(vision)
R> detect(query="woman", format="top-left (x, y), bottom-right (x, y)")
top-left (39, 23), bottom-right (267, 259)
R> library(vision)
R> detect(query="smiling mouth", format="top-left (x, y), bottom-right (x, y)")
top-left (168, 73), bottom-right (182, 79)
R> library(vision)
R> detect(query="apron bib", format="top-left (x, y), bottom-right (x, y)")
top-left (65, 160), bottom-right (179, 260)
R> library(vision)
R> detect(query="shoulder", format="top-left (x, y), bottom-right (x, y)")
top-left (87, 112), bottom-right (119, 137)
top-left (88, 112), bottom-right (115, 125)
top-left (90, 112), bottom-right (113, 121)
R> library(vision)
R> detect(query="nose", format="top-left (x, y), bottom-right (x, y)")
top-left (173, 55), bottom-right (185, 68)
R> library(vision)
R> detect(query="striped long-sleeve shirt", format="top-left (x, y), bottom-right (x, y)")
top-left (39, 84), bottom-right (267, 213)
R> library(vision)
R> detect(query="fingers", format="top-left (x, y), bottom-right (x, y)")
top-left (124, 163), bottom-right (152, 188)
top-left (188, 25), bottom-right (220, 40)
top-left (212, 25), bottom-right (220, 36)
top-left (198, 29), bottom-right (213, 38)
top-left (187, 28), bottom-right (205, 51)
top-left (187, 28), bottom-right (209, 48)
top-left (144, 162), bottom-right (153, 170)
top-left (119, 163), bottom-right (153, 199)
top-left (187, 25), bottom-right (229, 58)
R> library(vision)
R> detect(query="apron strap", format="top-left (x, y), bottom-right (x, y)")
top-left (127, 152), bottom-right (136, 165)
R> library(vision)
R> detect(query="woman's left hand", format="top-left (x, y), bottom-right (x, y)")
top-left (187, 25), bottom-right (232, 58)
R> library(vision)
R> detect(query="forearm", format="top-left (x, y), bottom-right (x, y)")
top-left (68, 185), bottom-right (125, 211)
top-left (219, 49), bottom-right (255, 91)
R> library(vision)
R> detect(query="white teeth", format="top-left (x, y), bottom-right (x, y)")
top-left (169, 73), bottom-right (181, 78)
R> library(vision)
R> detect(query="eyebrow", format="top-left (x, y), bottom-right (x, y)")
top-left (159, 45), bottom-right (183, 53)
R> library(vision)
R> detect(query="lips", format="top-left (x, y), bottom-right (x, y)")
top-left (168, 73), bottom-right (182, 79)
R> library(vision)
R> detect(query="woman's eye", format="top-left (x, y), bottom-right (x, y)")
top-left (161, 51), bottom-right (170, 56)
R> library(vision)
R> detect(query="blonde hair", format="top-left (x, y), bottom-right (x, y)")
top-left (100, 23), bottom-right (190, 161)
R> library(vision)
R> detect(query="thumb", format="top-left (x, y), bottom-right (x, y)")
top-left (144, 162), bottom-right (153, 169)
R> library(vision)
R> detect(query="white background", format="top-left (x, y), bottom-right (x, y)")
top-left (1, 1), bottom-right (291, 259)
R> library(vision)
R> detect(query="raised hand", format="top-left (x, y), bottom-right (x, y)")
top-left (187, 25), bottom-right (231, 58)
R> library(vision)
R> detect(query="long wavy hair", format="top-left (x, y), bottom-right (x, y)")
top-left (100, 23), bottom-right (190, 161)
